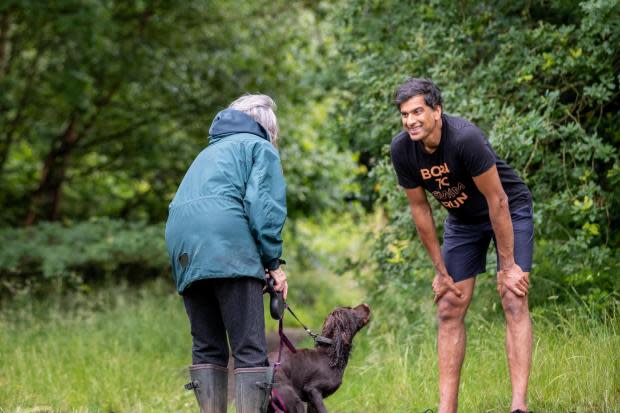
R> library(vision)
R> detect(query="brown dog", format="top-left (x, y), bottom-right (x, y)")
top-left (267, 303), bottom-right (371, 413)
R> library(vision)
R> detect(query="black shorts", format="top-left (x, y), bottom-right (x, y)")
top-left (442, 202), bottom-right (534, 283)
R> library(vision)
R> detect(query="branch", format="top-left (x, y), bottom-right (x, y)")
top-left (78, 80), bottom-right (123, 141)
top-left (0, 10), bottom-right (11, 79)
top-left (76, 113), bottom-right (163, 152)
top-left (0, 42), bottom-right (44, 174)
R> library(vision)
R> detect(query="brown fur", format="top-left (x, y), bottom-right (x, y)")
top-left (267, 303), bottom-right (371, 413)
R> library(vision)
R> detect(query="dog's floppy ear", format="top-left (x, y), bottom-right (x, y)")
top-left (322, 308), bottom-right (341, 338)
top-left (328, 331), bottom-right (351, 368)
top-left (323, 307), bottom-right (358, 369)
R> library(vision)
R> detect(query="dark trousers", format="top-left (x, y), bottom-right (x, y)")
top-left (182, 277), bottom-right (268, 369)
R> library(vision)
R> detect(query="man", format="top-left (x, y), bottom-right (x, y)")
top-left (390, 78), bottom-right (533, 413)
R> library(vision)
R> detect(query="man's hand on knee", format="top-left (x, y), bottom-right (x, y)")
top-left (497, 264), bottom-right (529, 297)
top-left (433, 272), bottom-right (464, 303)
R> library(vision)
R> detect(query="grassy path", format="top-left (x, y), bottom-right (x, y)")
top-left (0, 279), bottom-right (618, 412)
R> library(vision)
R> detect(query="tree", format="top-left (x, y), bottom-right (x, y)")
top-left (0, 0), bottom-right (354, 225)
top-left (326, 0), bottom-right (619, 321)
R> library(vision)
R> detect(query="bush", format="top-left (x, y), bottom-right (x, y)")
top-left (0, 219), bottom-right (168, 296)
top-left (327, 0), bottom-right (620, 329)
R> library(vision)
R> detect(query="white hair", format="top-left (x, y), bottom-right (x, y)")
top-left (229, 94), bottom-right (279, 147)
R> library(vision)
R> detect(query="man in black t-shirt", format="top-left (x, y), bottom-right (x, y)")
top-left (390, 78), bottom-right (533, 413)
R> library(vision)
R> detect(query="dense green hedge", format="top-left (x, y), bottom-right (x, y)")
top-left (0, 220), bottom-right (168, 296)
top-left (0, 214), bottom-right (365, 302)
top-left (327, 0), bottom-right (620, 329)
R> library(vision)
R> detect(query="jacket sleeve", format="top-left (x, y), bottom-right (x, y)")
top-left (244, 141), bottom-right (287, 270)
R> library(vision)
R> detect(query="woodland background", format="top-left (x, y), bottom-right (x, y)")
top-left (0, 1), bottom-right (618, 412)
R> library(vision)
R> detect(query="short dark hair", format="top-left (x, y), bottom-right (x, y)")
top-left (393, 78), bottom-right (443, 110)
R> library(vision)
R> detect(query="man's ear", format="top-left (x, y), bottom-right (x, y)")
top-left (434, 104), bottom-right (442, 119)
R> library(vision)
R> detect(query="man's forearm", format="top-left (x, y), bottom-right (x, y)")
top-left (412, 207), bottom-right (448, 275)
top-left (488, 196), bottom-right (515, 270)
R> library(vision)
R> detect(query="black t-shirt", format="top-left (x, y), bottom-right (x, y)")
top-left (390, 114), bottom-right (531, 224)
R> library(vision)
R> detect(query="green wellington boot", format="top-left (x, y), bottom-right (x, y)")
top-left (185, 364), bottom-right (228, 413)
top-left (233, 367), bottom-right (271, 413)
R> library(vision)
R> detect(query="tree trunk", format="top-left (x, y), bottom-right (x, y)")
top-left (0, 11), bottom-right (11, 79)
top-left (0, 11), bottom-right (13, 173)
top-left (25, 113), bottom-right (80, 225)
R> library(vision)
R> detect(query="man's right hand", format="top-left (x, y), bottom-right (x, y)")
top-left (497, 263), bottom-right (528, 297)
top-left (268, 267), bottom-right (288, 300)
top-left (432, 272), bottom-right (463, 303)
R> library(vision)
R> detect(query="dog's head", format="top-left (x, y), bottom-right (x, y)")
top-left (321, 303), bottom-right (371, 369)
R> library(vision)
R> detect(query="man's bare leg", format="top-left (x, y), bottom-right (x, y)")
top-left (500, 276), bottom-right (532, 412)
top-left (437, 278), bottom-right (476, 413)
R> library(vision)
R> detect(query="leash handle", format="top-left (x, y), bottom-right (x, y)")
top-left (265, 277), bottom-right (285, 320)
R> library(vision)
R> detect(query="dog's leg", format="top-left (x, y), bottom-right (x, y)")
top-left (273, 385), bottom-right (305, 413)
top-left (307, 389), bottom-right (329, 413)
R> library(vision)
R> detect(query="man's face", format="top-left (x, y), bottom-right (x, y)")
top-left (399, 95), bottom-right (442, 142)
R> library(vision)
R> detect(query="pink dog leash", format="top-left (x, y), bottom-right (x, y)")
top-left (270, 305), bottom-right (296, 412)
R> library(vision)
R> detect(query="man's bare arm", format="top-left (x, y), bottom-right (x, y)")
top-left (405, 187), bottom-right (463, 301)
top-left (472, 165), bottom-right (528, 296)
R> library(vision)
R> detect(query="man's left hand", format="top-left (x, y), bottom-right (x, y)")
top-left (497, 263), bottom-right (529, 297)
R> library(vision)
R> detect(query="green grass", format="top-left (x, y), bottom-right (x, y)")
top-left (328, 304), bottom-right (619, 413)
top-left (0, 277), bottom-right (617, 413)
top-left (0, 268), bottom-right (362, 413)
top-left (0, 279), bottom-right (193, 413)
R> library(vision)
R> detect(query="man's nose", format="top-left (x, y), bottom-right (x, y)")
top-left (405, 114), bottom-right (416, 126)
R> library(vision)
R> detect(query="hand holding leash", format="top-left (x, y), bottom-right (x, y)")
top-left (268, 266), bottom-right (288, 300)
top-left (265, 276), bottom-right (286, 320)
top-left (265, 262), bottom-right (287, 320)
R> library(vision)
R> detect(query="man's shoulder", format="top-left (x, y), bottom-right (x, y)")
top-left (443, 114), bottom-right (486, 145)
top-left (443, 114), bottom-right (480, 133)
top-left (390, 130), bottom-right (410, 149)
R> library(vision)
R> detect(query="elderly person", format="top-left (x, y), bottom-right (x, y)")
top-left (165, 94), bottom-right (288, 413)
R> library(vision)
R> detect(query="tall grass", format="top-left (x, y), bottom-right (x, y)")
top-left (1, 212), bottom-right (617, 412)
top-left (0, 269), bottom-right (361, 413)
top-left (328, 300), bottom-right (619, 413)
top-left (0, 279), bottom-right (193, 413)
top-left (1, 276), bottom-right (617, 412)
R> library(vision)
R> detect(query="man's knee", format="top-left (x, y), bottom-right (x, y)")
top-left (501, 291), bottom-right (529, 321)
top-left (437, 293), bottom-right (469, 323)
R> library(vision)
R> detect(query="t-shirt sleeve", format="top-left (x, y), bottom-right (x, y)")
top-left (458, 126), bottom-right (496, 177)
top-left (390, 137), bottom-right (421, 188)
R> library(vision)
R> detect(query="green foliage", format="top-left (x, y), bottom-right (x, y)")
top-left (0, 219), bottom-right (167, 296)
top-left (280, 97), bottom-right (360, 219)
top-left (0, 0), bottom-right (353, 224)
top-left (0, 211), bottom-right (368, 305)
top-left (327, 0), bottom-right (620, 323)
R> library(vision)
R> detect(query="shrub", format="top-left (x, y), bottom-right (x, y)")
top-left (328, 0), bottom-right (620, 329)
top-left (0, 219), bottom-right (168, 297)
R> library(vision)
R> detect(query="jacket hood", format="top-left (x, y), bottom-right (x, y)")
top-left (208, 108), bottom-right (270, 143)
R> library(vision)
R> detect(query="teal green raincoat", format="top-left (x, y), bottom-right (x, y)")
top-left (165, 109), bottom-right (287, 293)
